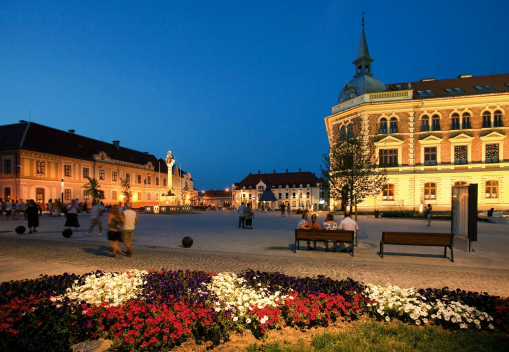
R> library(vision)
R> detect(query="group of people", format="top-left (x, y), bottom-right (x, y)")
top-left (0, 198), bottom-right (28, 221)
top-left (297, 211), bottom-right (359, 252)
top-left (237, 202), bottom-right (255, 229)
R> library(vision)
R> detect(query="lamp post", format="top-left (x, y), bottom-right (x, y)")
top-left (61, 179), bottom-right (64, 204)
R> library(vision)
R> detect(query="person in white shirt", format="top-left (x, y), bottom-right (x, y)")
top-left (338, 211), bottom-right (359, 252)
top-left (121, 202), bottom-right (138, 257)
top-left (87, 199), bottom-right (105, 236)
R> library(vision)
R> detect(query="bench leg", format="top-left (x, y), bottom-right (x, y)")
top-left (450, 246), bottom-right (454, 262)
top-left (444, 246), bottom-right (447, 258)
top-left (380, 241), bottom-right (383, 258)
top-left (351, 243), bottom-right (354, 257)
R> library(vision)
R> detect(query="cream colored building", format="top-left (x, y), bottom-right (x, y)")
top-left (324, 24), bottom-right (509, 212)
top-left (0, 121), bottom-right (195, 208)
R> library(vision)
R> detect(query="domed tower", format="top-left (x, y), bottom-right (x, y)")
top-left (338, 15), bottom-right (387, 103)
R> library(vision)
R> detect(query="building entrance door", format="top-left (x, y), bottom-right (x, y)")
top-left (36, 188), bottom-right (45, 207)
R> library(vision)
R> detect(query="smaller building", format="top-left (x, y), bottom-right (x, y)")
top-left (232, 169), bottom-right (327, 211)
top-left (200, 189), bottom-right (232, 209)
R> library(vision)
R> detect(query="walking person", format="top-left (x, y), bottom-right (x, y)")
top-left (65, 199), bottom-right (80, 231)
top-left (87, 199), bottom-right (105, 236)
top-left (107, 205), bottom-right (124, 258)
top-left (121, 202), bottom-right (138, 256)
top-left (280, 203), bottom-right (286, 217)
top-left (425, 204), bottom-right (432, 226)
top-left (245, 203), bottom-right (254, 229)
top-left (287, 202), bottom-right (291, 217)
top-left (338, 211), bottom-right (359, 252)
top-left (25, 199), bottom-right (42, 233)
top-left (4, 198), bottom-right (13, 221)
top-left (47, 199), bottom-right (53, 216)
top-left (54, 198), bottom-right (62, 217)
top-left (238, 202), bottom-right (246, 228)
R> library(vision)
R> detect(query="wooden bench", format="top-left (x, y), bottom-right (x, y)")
top-left (294, 229), bottom-right (355, 256)
top-left (380, 232), bottom-right (454, 262)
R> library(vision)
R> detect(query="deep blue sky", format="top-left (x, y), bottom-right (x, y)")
top-left (2, 1), bottom-right (508, 191)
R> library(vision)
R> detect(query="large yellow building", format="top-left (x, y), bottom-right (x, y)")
top-left (324, 25), bottom-right (508, 212)
top-left (0, 121), bottom-right (196, 208)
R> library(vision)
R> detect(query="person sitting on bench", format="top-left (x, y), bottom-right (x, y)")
top-left (338, 211), bottom-right (358, 252)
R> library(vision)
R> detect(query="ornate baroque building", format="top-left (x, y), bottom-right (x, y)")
top-left (232, 169), bottom-right (326, 211)
top-left (324, 23), bottom-right (509, 211)
top-left (0, 121), bottom-right (196, 208)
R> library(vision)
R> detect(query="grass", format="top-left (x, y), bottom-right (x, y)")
top-left (243, 318), bottom-right (509, 352)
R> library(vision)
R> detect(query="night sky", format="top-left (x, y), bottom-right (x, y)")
top-left (2, 1), bottom-right (508, 191)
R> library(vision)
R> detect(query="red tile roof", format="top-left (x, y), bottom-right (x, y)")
top-left (234, 171), bottom-right (321, 190)
top-left (387, 73), bottom-right (509, 99)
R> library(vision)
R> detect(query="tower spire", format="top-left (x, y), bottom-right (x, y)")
top-left (354, 11), bottom-right (373, 77)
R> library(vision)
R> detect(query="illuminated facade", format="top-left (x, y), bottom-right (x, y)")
top-left (324, 25), bottom-right (509, 211)
top-left (0, 121), bottom-right (195, 208)
top-left (232, 169), bottom-right (326, 211)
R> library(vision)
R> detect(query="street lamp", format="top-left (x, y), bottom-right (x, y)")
top-left (61, 179), bottom-right (64, 204)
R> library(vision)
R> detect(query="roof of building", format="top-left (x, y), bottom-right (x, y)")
top-left (0, 121), bottom-right (168, 172)
top-left (234, 170), bottom-right (321, 190)
top-left (387, 73), bottom-right (509, 99)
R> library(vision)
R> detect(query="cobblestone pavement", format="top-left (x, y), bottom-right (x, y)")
top-left (0, 210), bottom-right (508, 297)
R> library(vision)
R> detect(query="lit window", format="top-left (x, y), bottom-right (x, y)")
top-left (64, 165), bottom-right (71, 177)
top-left (462, 112), bottom-right (471, 129)
top-left (379, 118), bottom-right (387, 133)
top-left (112, 172), bottom-right (117, 181)
top-left (83, 167), bottom-right (89, 178)
top-left (432, 114), bottom-right (440, 131)
top-left (486, 144), bottom-right (499, 163)
top-left (494, 110), bottom-right (503, 127)
top-left (64, 189), bottom-right (72, 200)
top-left (37, 161), bottom-right (45, 174)
top-left (389, 118), bottom-right (398, 133)
top-left (424, 183), bottom-right (436, 200)
top-left (382, 184), bottom-right (394, 200)
top-left (379, 149), bottom-right (398, 167)
top-left (482, 111), bottom-right (491, 128)
top-left (424, 147), bottom-right (437, 165)
top-left (454, 146), bottom-right (468, 164)
top-left (486, 180), bottom-right (498, 199)
top-left (99, 170), bottom-right (105, 180)
top-left (421, 115), bottom-right (430, 131)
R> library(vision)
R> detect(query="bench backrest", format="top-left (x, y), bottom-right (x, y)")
top-left (295, 229), bottom-right (354, 242)
top-left (382, 232), bottom-right (453, 246)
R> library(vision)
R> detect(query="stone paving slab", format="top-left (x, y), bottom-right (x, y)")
top-left (0, 211), bottom-right (508, 297)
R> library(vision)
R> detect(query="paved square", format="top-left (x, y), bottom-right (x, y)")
top-left (0, 210), bottom-right (508, 297)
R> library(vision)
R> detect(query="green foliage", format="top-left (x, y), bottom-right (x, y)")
top-left (120, 176), bottom-right (131, 202)
top-left (83, 177), bottom-right (104, 199)
top-left (322, 118), bottom-right (387, 213)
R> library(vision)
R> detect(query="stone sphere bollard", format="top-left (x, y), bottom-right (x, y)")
top-left (15, 226), bottom-right (26, 234)
top-left (62, 229), bottom-right (73, 238)
top-left (182, 236), bottom-right (193, 248)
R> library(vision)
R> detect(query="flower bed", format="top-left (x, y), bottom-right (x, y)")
top-left (0, 269), bottom-right (508, 351)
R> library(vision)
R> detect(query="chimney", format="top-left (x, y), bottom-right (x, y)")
top-left (68, 129), bottom-right (75, 134)
top-left (299, 168), bottom-right (301, 172)
top-left (258, 170), bottom-right (260, 174)
top-left (19, 120), bottom-right (27, 123)
top-left (458, 73), bottom-right (472, 78)
top-left (420, 77), bottom-right (434, 82)
top-left (286, 169), bottom-right (288, 173)
top-left (273, 169), bottom-right (276, 173)
top-left (113, 140), bottom-right (120, 150)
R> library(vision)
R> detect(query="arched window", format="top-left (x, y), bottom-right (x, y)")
top-left (494, 110), bottom-right (503, 127)
top-left (389, 118), bottom-right (398, 133)
top-left (486, 180), bottom-right (498, 199)
top-left (424, 183), bottom-right (436, 200)
top-left (347, 123), bottom-right (354, 138)
top-left (382, 184), bottom-right (394, 201)
top-left (462, 112), bottom-right (471, 129)
top-left (482, 111), bottom-right (491, 128)
top-left (379, 118), bottom-right (387, 133)
top-left (340, 125), bottom-right (346, 140)
top-left (451, 113), bottom-right (460, 130)
top-left (421, 115), bottom-right (430, 131)
top-left (431, 114), bottom-right (440, 131)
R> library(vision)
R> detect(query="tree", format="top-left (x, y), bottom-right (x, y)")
top-left (83, 176), bottom-right (104, 199)
top-left (120, 176), bottom-right (132, 202)
top-left (322, 118), bottom-right (387, 213)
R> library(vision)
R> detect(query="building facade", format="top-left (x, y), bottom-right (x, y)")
top-left (324, 24), bottom-right (509, 211)
top-left (0, 121), bottom-right (195, 208)
top-left (232, 169), bottom-right (326, 211)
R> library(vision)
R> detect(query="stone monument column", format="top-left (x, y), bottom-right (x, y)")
top-left (165, 151), bottom-right (175, 191)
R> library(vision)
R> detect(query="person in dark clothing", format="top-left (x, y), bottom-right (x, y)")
top-left (25, 199), bottom-right (42, 233)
